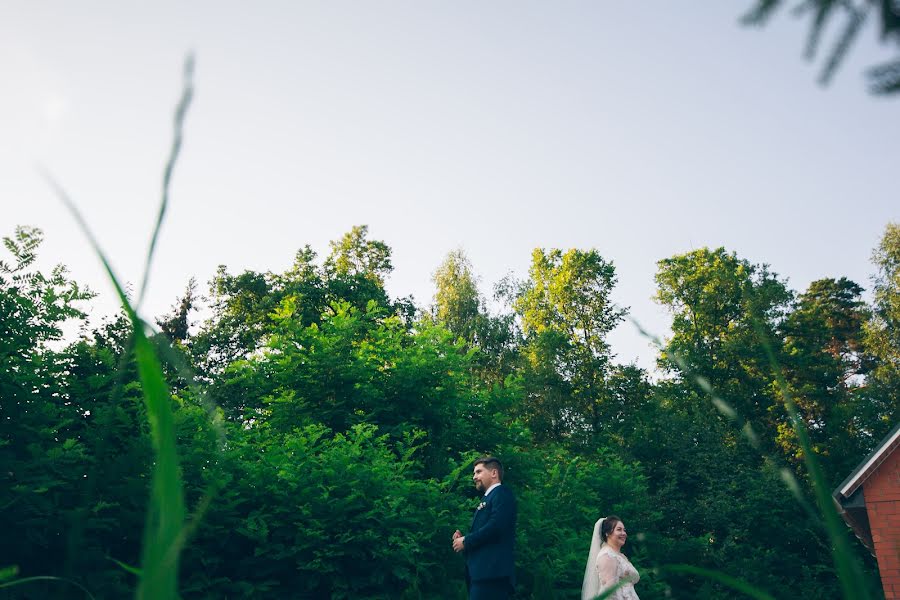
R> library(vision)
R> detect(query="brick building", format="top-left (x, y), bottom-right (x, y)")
top-left (833, 422), bottom-right (900, 599)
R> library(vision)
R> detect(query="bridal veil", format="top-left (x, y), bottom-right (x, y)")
top-left (581, 517), bottom-right (604, 600)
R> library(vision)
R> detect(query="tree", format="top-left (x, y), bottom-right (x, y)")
top-left (156, 277), bottom-right (198, 344)
top-left (192, 227), bottom-right (398, 376)
top-left (323, 225), bottom-right (394, 314)
top-left (514, 248), bottom-right (624, 444)
top-left (861, 222), bottom-right (900, 437)
top-left (324, 225), bottom-right (392, 286)
top-left (190, 266), bottom-right (281, 375)
top-left (655, 247), bottom-right (793, 448)
top-left (866, 222), bottom-right (900, 367)
top-left (432, 249), bottom-right (482, 346)
top-left (653, 248), bottom-right (884, 596)
top-left (431, 249), bottom-right (521, 386)
top-left (780, 277), bottom-right (872, 479)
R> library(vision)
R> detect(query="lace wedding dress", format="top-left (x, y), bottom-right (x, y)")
top-left (593, 546), bottom-right (640, 600)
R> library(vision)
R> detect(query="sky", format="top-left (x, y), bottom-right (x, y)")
top-left (2, 2), bottom-right (898, 372)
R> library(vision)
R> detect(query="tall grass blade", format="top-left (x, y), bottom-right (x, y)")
top-left (587, 579), bottom-right (629, 599)
top-left (149, 334), bottom-right (227, 540)
top-left (109, 557), bottom-right (142, 577)
top-left (750, 318), bottom-right (874, 600)
top-left (42, 172), bottom-right (187, 599)
top-left (0, 575), bottom-right (98, 599)
top-left (132, 332), bottom-right (186, 599)
top-left (40, 54), bottom-right (195, 600)
top-left (663, 565), bottom-right (776, 600)
top-left (137, 53), bottom-right (194, 311)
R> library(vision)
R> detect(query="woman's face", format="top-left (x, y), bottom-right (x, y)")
top-left (607, 520), bottom-right (627, 548)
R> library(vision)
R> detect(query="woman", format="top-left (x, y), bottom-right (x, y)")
top-left (581, 516), bottom-right (640, 600)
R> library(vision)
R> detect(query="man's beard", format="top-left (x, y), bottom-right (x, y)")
top-left (474, 480), bottom-right (485, 493)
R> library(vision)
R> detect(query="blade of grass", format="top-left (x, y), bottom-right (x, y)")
top-left (109, 557), bottom-right (142, 577)
top-left (149, 333), bottom-right (227, 544)
top-left (42, 171), bottom-right (186, 599)
top-left (132, 331), bottom-right (186, 599)
top-left (39, 54), bottom-right (195, 600)
top-left (0, 575), bottom-right (98, 599)
top-left (137, 53), bottom-right (195, 311)
top-left (749, 316), bottom-right (873, 600)
top-left (663, 565), bottom-right (776, 600)
top-left (589, 579), bottom-right (629, 599)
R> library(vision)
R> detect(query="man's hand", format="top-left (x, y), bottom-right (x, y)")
top-left (452, 532), bottom-right (465, 552)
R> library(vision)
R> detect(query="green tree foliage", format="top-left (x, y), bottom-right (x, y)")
top-left (178, 423), bottom-right (467, 599)
top-left (0, 227), bottom-right (97, 596)
top-left (58, 313), bottom-right (154, 598)
top-left (514, 248), bottom-right (624, 445)
top-left (191, 226), bottom-right (401, 377)
top-left (1, 226), bottom-right (888, 599)
top-left (156, 277), bottom-right (198, 344)
top-left (189, 266), bottom-right (282, 375)
top-left (780, 277), bottom-right (873, 480)
top-left (229, 298), bottom-right (489, 474)
top-left (861, 222), bottom-right (900, 434)
top-left (430, 249), bottom-right (520, 386)
top-left (652, 248), bottom-right (883, 597)
top-left (432, 249), bottom-right (482, 346)
top-left (623, 380), bottom-right (853, 598)
top-left (655, 247), bottom-right (793, 446)
top-left (323, 225), bottom-right (394, 313)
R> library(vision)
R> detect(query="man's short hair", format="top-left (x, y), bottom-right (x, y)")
top-left (474, 456), bottom-right (504, 482)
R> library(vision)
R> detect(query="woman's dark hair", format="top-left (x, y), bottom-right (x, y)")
top-left (600, 515), bottom-right (622, 543)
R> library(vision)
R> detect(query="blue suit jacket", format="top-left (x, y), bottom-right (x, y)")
top-left (465, 484), bottom-right (517, 585)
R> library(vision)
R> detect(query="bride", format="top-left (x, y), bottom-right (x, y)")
top-left (581, 516), bottom-right (640, 600)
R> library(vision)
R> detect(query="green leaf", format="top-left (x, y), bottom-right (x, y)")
top-left (0, 566), bottom-right (19, 583)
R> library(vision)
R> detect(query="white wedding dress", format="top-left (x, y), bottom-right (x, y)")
top-left (593, 546), bottom-right (640, 600)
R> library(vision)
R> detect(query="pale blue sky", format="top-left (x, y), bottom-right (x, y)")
top-left (2, 2), bottom-right (897, 371)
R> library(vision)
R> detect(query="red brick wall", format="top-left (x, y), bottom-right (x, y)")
top-left (866, 447), bottom-right (900, 600)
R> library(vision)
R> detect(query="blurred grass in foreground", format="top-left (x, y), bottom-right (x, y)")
top-left (39, 54), bottom-right (196, 600)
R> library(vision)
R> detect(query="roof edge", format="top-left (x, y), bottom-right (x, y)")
top-left (835, 422), bottom-right (900, 500)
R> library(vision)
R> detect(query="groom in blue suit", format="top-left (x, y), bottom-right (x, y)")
top-left (452, 456), bottom-right (517, 599)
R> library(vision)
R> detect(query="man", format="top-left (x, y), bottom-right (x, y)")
top-left (452, 456), bottom-right (517, 599)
